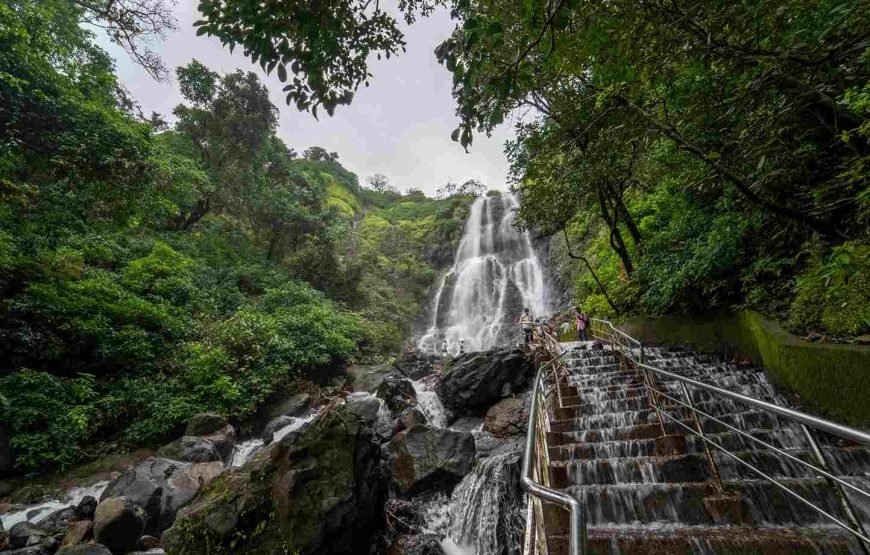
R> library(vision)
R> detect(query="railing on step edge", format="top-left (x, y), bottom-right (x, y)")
top-left (589, 317), bottom-right (870, 553)
top-left (521, 324), bottom-right (586, 555)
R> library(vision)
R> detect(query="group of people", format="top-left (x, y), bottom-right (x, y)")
top-left (518, 305), bottom-right (590, 345)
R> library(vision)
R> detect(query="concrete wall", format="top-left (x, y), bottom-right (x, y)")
top-left (617, 311), bottom-right (870, 429)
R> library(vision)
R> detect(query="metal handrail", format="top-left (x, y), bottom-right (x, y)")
top-left (521, 334), bottom-right (585, 555)
top-left (589, 317), bottom-right (870, 549)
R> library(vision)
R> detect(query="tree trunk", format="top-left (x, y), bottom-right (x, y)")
top-left (562, 226), bottom-right (620, 313)
top-left (597, 184), bottom-right (634, 275)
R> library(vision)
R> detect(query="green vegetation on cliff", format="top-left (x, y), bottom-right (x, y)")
top-left (0, 0), bottom-right (469, 473)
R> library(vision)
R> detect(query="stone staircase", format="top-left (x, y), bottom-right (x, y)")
top-left (537, 342), bottom-right (870, 554)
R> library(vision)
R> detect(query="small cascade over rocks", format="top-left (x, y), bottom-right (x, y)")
top-left (418, 193), bottom-right (549, 355)
top-left (435, 448), bottom-right (526, 555)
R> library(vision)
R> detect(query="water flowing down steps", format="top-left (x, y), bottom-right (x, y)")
top-left (536, 342), bottom-right (870, 554)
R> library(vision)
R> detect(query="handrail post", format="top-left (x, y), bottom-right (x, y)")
top-left (681, 385), bottom-right (724, 492)
top-left (800, 425), bottom-right (870, 555)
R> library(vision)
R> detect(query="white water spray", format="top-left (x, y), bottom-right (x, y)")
top-left (418, 193), bottom-right (548, 354)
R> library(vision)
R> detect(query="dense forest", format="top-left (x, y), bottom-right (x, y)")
top-left (190, 0), bottom-right (870, 339)
top-left (2, 0), bottom-right (870, 477)
top-left (0, 0), bottom-right (474, 473)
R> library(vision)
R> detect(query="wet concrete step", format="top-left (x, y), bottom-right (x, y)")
top-left (547, 429), bottom-right (810, 461)
top-left (555, 478), bottom-right (852, 528)
top-left (544, 525), bottom-right (864, 554)
top-left (549, 450), bottom-right (822, 487)
top-left (550, 408), bottom-right (794, 434)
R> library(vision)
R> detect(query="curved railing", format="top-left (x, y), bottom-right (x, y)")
top-left (521, 327), bottom-right (585, 555)
top-left (589, 318), bottom-right (870, 550)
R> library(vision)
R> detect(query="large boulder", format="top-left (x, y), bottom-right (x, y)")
top-left (437, 348), bottom-right (534, 416)
top-left (157, 416), bottom-right (236, 463)
top-left (345, 392), bottom-right (383, 427)
top-left (100, 458), bottom-right (223, 536)
top-left (346, 364), bottom-right (400, 393)
top-left (385, 425), bottom-right (475, 496)
top-left (162, 408), bottom-right (388, 554)
top-left (93, 497), bottom-right (146, 553)
top-left (483, 395), bottom-right (530, 437)
top-left (156, 436), bottom-right (221, 463)
top-left (377, 375), bottom-right (416, 413)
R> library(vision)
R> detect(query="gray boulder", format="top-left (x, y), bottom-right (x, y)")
top-left (157, 422), bottom-right (236, 463)
top-left (385, 425), bottom-right (476, 495)
top-left (57, 544), bottom-right (112, 555)
top-left (437, 348), bottom-right (534, 416)
top-left (345, 392), bottom-right (382, 427)
top-left (394, 407), bottom-right (427, 435)
top-left (162, 407), bottom-right (388, 554)
top-left (76, 496), bottom-right (97, 520)
top-left (94, 497), bottom-right (146, 553)
top-left (100, 458), bottom-right (223, 536)
top-left (261, 415), bottom-right (295, 443)
top-left (346, 364), bottom-right (400, 393)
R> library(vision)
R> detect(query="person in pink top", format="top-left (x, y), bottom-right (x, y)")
top-left (575, 305), bottom-right (589, 341)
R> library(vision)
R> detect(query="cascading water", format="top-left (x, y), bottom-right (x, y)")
top-left (418, 193), bottom-right (548, 355)
top-left (423, 450), bottom-right (526, 555)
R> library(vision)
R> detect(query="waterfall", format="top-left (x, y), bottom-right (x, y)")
top-left (418, 193), bottom-right (548, 355)
top-left (423, 450), bottom-right (526, 555)
top-left (411, 375), bottom-right (446, 428)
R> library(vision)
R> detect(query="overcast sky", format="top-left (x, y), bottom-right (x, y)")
top-left (97, 0), bottom-right (516, 196)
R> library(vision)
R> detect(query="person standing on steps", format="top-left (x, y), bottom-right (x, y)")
top-left (575, 305), bottom-right (590, 341)
top-left (518, 307), bottom-right (534, 346)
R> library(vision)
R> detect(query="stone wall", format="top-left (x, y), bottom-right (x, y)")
top-left (618, 311), bottom-right (870, 429)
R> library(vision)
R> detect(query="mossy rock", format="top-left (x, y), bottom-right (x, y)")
top-left (162, 408), bottom-right (387, 554)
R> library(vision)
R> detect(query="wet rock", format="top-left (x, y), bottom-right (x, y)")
top-left (8, 522), bottom-right (49, 548)
top-left (57, 544), bottom-right (113, 555)
top-left (482, 396), bottom-right (529, 437)
top-left (267, 392), bottom-right (311, 419)
top-left (100, 458), bottom-right (223, 536)
top-left (345, 392), bottom-right (383, 427)
top-left (393, 352), bottom-right (437, 381)
top-left (94, 496), bottom-right (146, 553)
top-left (346, 364), bottom-right (400, 393)
top-left (162, 407), bottom-right (388, 554)
top-left (260, 415), bottom-right (295, 443)
top-left (76, 496), bottom-right (97, 520)
top-left (437, 348), bottom-right (534, 416)
top-left (385, 425), bottom-right (475, 496)
top-left (40, 505), bottom-right (82, 533)
top-left (377, 375), bottom-right (417, 412)
top-left (60, 520), bottom-right (93, 547)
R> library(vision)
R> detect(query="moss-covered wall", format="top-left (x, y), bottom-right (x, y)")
top-left (618, 311), bottom-right (870, 429)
